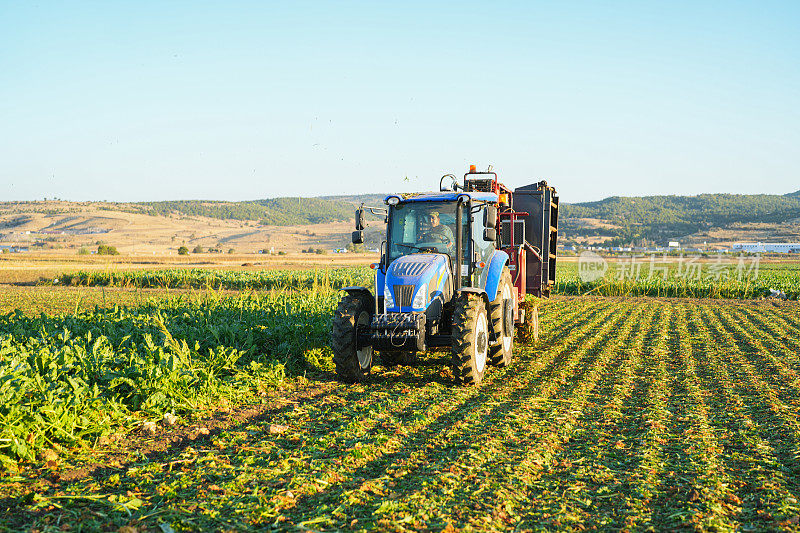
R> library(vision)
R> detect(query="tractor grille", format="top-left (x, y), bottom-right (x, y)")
top-left (391, 261), bottom-right (429, 277)
top-left (393, 285), bottom-right (415, 307)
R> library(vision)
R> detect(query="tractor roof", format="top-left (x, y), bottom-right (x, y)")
top-left (384, 191), bottom-right (498, 204)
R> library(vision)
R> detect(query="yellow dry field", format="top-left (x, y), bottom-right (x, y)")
top-left (0, 201), bottom-right (379, 255)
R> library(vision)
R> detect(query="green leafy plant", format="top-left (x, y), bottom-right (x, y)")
top-left (97, 244), bottom-right (119, 256)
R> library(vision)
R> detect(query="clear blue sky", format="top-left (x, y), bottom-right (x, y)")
top-left (1, 1), bottom-right (798, 203)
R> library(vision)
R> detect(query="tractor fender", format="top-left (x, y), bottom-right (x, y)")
top-left (455, 286), bottom-right (489, 305)
top-left (483, 251), bottom-right (510, 302)
top-left (340, 287), bottom-right (375, 309)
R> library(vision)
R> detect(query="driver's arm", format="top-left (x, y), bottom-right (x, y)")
top-left (444, 226), bottom-right (455, 247)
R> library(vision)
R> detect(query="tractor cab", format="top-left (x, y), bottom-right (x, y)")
top-left (385, 199), bottom-right (460, 265)
top-left (382, 192), bottom-right (497, 288)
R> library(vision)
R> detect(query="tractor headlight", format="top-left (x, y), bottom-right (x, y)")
top-left (384, 283), bottom-right (395, 309)
top-left (412, 285), bottom-right (428, 309)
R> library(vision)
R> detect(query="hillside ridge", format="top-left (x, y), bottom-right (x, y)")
top-left (2, 189), bottom-right (800, 250)
top-left (560, 191), bottom-right (800, 245)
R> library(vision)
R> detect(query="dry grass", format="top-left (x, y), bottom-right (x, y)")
top-left (0, 201), bottom-right (382, 254)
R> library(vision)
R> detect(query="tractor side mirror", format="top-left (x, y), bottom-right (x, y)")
top-left (439, 174), bottom-right (459, 192)
top-left (355, 208), bottom-right (366, 231)
top-left (484, 206), bottom-right (497, 229)
top-left (483, 228), bottom-right (497, 242)
top-left (352, 230), bottom-right (364, 244)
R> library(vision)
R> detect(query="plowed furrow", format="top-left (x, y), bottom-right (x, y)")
top-left (610, 300), bottom-right (674, 530)
top-left (686, 303), bottom-right (800, 529)
top-left (451, 302), bottom-right (651, 530)
top-left (712, 305), bottom-right (800, 404)
top-left (648, 302), bottom-right (739, 531)
top-left (508, 302), bottom-right (659, 530)
top-left (265, 300), bottom-right (622, 526)
top-left (286, 301), bottom-right (636, 528)
top-left (734, 305), bottom-right (800, 372)
top-left (702, 305), bottom-right (800, 441)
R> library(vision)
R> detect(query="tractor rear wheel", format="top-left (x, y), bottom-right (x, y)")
top-left (380, 351), bottom-right (418, 367)
top-left (331, 293), bottom-right (373, 383)
top-left (488, 267), bottom-right (514, 367)
top-left (451, 294), bottom-right (489, 386)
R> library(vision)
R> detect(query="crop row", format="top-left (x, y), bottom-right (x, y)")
top-left (555, 260), bottom-right (800, 299)
top-left (54, 261), bottom-right (800, 299)
top-left (56, 267), bottom-right (373, 291)
top-left (0, 290), bottom-right (338, 466)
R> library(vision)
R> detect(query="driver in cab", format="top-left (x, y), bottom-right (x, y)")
top-left (419, 211), bottom-right (454, 251)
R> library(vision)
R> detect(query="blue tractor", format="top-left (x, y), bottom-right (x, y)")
top-left (331, 166), bottom-right (558, 385)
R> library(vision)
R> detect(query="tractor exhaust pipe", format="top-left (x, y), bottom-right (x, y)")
top-left (455, 196), bottom-right (464, 291)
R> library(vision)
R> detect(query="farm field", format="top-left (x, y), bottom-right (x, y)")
top-left (1, 281), bottom-right (800, 531)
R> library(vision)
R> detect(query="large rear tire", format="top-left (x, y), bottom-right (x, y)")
top-left (331, 293), bottom-right (373, 383)
top-left (488, 267), bottom-right (514, 367)
top-left (451, 294), bottom-right (489, 386)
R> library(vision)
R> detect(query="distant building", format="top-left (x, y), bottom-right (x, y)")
top-left (0, 245), bottom-right (28, 253)
top-left (732, 242), bottom-right (800, 254)
top-left (668, 241), bottom-right (680, 249)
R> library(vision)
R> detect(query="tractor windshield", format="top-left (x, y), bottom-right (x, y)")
top-left (387, 201), bottom-right (468, 266)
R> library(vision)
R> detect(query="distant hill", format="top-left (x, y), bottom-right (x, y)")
top-left (3, 189), bottom-right (800, 251)
top-left (134, 197), bottom-right (355, 225)
top-left (319, 194), bottom-right (388, 206)
top-left (130, 195), bottom-right (394, 225)
top-left (560, 192), bottom-right (800, 245)
top-left (131, 191), bottom-right (800, 244)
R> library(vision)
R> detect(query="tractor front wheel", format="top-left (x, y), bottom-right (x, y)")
top-left (451, 294), bottom-right (489, 386)
top-left (331, 293), bottom-right (373, 383)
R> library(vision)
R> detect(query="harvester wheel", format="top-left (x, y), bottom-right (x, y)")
top-left (380, 351), bottom-right (418, 367)
top-left (488, 267), bottom-right (514, 367)
top-left (516, 297), bottom-right (539, 343)
top-left (331, 293), bottom-right (373, 383)
top-left (451, 294), bottom-right (489, 386)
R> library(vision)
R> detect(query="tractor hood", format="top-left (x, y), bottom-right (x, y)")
top-left (384, 254), bottom-right (452, 312)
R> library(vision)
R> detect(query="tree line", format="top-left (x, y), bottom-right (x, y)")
top-left (135, 197), bottom-right (355, 225)
top-left (560, 191), bottom-right (800, 242)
